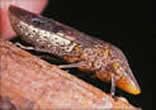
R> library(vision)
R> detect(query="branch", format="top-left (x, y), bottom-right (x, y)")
top-left (0, 40), bottom-right (140, 110)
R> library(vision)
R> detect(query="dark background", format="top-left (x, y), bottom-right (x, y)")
top-left (41, 0), bottom-right (152, 109)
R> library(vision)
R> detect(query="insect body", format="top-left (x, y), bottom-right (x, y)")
top-left (8, 5), bottom-right (141, 95)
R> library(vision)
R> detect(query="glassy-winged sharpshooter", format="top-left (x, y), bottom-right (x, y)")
top-left (8, 5), bottom-right (141, 95)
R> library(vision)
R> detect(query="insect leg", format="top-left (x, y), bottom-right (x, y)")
top-left (111, 75), bottom-right (116, 96)
top-left (15, 43), bottom-right (51, 53)
top-left (15, 42), bottom-right (35, 50)
top-left (59, 62), bottom-right (86, 69)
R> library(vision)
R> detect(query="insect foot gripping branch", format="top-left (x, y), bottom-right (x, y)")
top-left (8, 5), bottom-right (141, 95)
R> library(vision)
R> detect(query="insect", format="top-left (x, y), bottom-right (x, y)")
top-left (8, 5), bottom-right (141, 95)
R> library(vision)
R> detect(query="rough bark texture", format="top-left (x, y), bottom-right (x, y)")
top-left (0, 40), bottom-right (140, 110)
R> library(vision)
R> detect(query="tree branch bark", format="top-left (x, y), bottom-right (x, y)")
top-left (0, 40), bottom-right (140, 110)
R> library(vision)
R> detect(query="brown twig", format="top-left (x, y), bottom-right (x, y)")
top-left (0, 40), bottom-right (140, 110)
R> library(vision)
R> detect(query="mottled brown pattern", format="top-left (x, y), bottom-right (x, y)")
top-left (64, 43), bottom-right (125, 81)
top-left (8, 5), bottom-right (141, 95)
